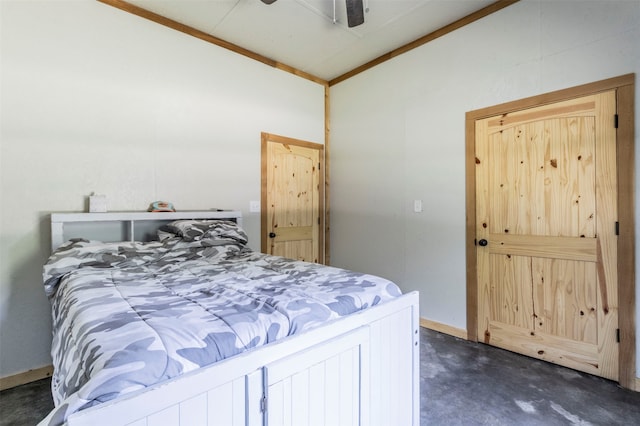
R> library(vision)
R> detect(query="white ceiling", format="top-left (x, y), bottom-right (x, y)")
top-left (125, 0), bottom-right (497, 81)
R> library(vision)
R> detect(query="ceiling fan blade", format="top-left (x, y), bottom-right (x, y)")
top-left (261, 0), bottom-right (277, 4)
top-left (346, 0), bottom-right (364, 27)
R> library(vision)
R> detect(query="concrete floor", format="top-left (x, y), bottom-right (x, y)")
top-left (420, 328), bottom-right (640, 425)
top-left (2, 328), bottom-right (640, 425)
top-left (0, 376), bottom-right (52, 426)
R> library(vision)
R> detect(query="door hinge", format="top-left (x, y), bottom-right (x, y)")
top-left (615, 221), bottom-right (619, 235)
top-left (616, 328), bottom-right (620, 343)
top-left (614, 114), bottom-right (619, 128)
top-left (260, 394), bottom-right (267, 413)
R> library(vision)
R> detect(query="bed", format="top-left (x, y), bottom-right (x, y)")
top-left (40, 211), bottom-right (419, 426)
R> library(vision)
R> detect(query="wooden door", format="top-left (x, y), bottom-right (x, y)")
top-left (475, 91), bottom-right (619, 380)
top-left (261, 133), bottom-right (324, 263)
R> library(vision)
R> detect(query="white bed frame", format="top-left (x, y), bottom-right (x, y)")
top-left (43, 211), bottom-right (420, 426)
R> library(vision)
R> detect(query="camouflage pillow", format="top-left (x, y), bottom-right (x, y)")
top-left (159, 220), bottom-right (248, 246)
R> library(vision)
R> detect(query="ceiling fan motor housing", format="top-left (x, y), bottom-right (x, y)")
top-left (261, 0), bottom-right (365, 28)
top-left (346, 0), bottom-right (365, 27)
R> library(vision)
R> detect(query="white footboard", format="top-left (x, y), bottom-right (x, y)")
top-left (45, 291), bottom-right (419, 426)
top-left (266, 326), bottom-right (370, 425)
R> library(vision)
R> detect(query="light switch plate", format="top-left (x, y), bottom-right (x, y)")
top-left (413, 199), bottom-right (423, 213)
top-left (249, 200), bottom-right (260, 212)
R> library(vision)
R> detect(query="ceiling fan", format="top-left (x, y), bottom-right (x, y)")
top-left (260, 0), bottom-right (365, 28)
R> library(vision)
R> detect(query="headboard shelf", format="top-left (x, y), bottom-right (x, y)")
top-left (51, 210), bottom-right (243, 251)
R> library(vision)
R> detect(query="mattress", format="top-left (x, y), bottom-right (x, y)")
top-left (42, 219), bottom-right (401, 425)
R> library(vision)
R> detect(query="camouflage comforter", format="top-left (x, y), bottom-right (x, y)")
top-left (42, 220), bottom-right (401, 425)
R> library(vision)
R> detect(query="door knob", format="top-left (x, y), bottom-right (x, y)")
top-left (478, 239), bottom-right (488, 246)
top-left (269, 232), bottom-right (276, 238)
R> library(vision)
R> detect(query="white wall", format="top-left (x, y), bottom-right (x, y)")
top-left (0, 0), bottom-right (325, 378)
top-left (330, 0), bottom-right (640, 369)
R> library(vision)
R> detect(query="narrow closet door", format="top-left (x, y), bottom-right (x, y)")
top-left (262, 132), bottom-right (324, 263)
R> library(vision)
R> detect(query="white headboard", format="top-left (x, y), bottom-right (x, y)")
top-left (50, 210), bottom-right (243, 251)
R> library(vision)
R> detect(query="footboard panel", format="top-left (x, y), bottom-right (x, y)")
top-left (369, 303), bottom-right (417, 426)
top-left (265, 327), bottom-right (370, 425)
top-left (124, 376), bottom-right (247, 426)
top-left (45, 291), bottom-right (419, 426)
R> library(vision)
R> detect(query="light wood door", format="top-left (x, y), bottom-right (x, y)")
top-left (475, 91), bottom-right (619, 380)
top-left (261, 133), bottom-right (324, 263)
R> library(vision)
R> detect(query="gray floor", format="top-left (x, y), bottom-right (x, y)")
top-left (420, 329), bottom-right (640, 425)
top-left (2, 328), bottom-right (640, 425)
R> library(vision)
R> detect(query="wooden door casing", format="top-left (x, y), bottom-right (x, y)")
top-left (261, 133), bottom-right (324, 263)
top-left (466, 75), bottom-right (636, 389)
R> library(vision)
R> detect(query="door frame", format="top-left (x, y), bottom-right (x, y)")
top-left (261, 132), bottom-right (325, 263)
top-left (465, 74), bottom-right (636, 389)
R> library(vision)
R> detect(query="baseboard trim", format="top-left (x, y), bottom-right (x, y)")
top-left (0, 365), bottom-right (53, 391)
top-left (420, 318), bottom-right (468, 340)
